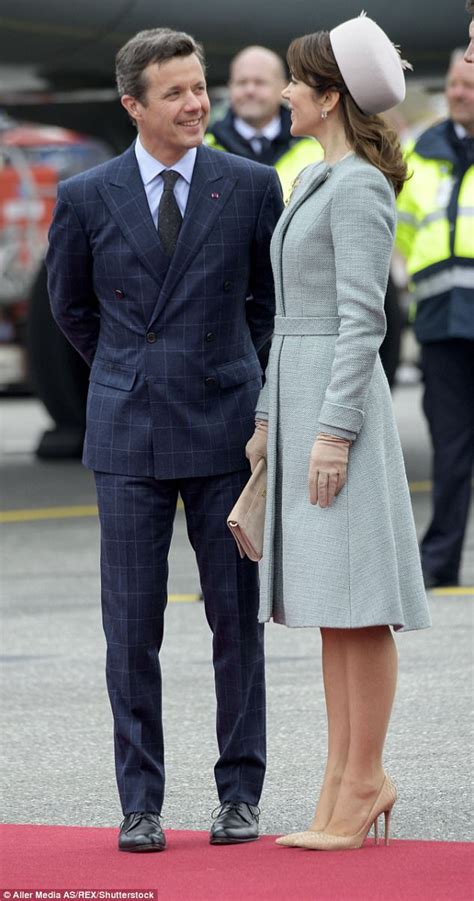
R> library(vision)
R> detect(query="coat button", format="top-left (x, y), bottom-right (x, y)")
top-left (223, 281), bottom-right (232, 292)
top-left (205, 376), bottom-right (217, 386)
top-left (205, 332), bottom-right (215, 342)
top-left (114, 289), bottom-right (125, 298)
top-left (146, 332), bottom-right (157, 343)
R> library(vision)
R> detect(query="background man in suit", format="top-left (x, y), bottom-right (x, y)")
top-left (205, 44), bottom-right (321, 203)
top-left (46, 28), bottom-right (282, 852)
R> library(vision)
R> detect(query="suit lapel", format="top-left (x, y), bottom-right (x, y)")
top-left (97, 145), bottom-right (170, 289)
top-left (97, 144), bottom-right (238, 322)
top-left (149, 145), bottom-right (237, 322)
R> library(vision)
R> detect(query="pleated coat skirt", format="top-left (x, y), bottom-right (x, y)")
top-left (256, 156), bottom-right (431, 632)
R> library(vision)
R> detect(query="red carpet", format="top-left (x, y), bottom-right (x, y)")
top-left (0, 825), bottom-right (472, 901)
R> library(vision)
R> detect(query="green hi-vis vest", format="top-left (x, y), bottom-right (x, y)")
top-left (397, 144), bottom-right (474, 276)
top-left (395, 121), bottom-right (474, 341)
top-left (204, 133), bottom-right (323, 203)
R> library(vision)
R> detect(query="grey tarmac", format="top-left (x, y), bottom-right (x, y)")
top-left (0, 385), bottom-right (472, 841)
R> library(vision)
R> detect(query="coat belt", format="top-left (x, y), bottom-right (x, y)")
top-left (273, 316), bottom-right (340, 335)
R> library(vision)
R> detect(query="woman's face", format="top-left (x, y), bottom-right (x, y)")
top-left (282, 76), bottom-right (323, 138)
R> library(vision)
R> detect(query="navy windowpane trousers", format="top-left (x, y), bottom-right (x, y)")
top-left (94, 468), bottom-right (266, 815)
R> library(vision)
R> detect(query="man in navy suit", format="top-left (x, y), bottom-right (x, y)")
top-left (46, 28), bottom-right (282, 852)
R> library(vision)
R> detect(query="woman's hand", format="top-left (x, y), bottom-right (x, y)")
top-left (245, 419), bottom-right (268, 472)
top-left (308, 433), bottom-right (351, 508)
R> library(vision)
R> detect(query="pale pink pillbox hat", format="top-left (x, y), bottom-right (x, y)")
top-left (329, 12), bottom-right (408, 114)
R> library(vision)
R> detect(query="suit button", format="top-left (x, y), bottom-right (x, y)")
top-left (205, 376), bottom-right (217, 386)
top-left (205, 332), bottom-right (215, 343)
top-left (114, 289), bottom-right (125, 298)
top-left (223, 281), bottom-right (233, 292)
top-left (146, 332), bottom-right (157, 343)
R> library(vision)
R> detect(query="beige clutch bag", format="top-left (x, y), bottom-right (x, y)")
top-left (227, 458), bottom-right (267, 562)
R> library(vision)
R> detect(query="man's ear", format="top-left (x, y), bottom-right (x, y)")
top-left (121, 94), bottom-right (141, 122)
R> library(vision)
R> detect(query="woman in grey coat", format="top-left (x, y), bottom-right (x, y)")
top-left (245, 15), bottom-right (432, 851)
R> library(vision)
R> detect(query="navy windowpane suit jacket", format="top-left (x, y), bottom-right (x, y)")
top-left (46, 143), bottom-right (283, 479)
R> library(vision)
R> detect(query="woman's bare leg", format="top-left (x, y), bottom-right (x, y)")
top-left (309, 628), bottom-right (350, 830)
top-left (324, 625), bottom-right (398, 836)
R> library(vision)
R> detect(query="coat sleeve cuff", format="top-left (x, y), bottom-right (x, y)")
top-left (255, 381), bottom-right (269, 420)
top-left (318, 400), bottom-right (364, 436)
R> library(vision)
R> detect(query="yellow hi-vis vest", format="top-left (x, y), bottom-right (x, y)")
top-left (396, 120), bottom-right (474, 341)
top-left (204, 132), bottom-right (323, 203)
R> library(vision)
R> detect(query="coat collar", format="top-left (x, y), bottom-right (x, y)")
top-left (272, 162), bottom-right (331, 314)
top-left (284, 160), bottom-right (331, 213)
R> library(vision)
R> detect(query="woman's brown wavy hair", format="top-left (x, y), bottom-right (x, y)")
top-left (287, 31), bottom-right (408, 196)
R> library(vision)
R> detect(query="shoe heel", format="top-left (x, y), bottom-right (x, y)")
top-left (384, 808), bottom-right (392, 846)
top-left (373, 815), bottom-right (379, 845)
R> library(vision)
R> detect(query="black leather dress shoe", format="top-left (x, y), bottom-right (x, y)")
top-left (209, 802), bottom-right (260, 844)
top-left (118, 812), bottom-right (166, 852)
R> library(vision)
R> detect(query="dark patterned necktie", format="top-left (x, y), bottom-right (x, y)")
top-left (158, 169), bottom-right (182, 256)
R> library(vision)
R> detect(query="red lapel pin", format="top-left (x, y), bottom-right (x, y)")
top-left (211, 192), bottom-right (220, 199)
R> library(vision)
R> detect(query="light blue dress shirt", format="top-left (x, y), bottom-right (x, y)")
top-left (134, 136), bottom-right (197, 227)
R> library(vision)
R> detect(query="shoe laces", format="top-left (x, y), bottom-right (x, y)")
top-left (120, 811), bottom-right (162, 832)
top-left (211, 801), bottom-right (260, 822)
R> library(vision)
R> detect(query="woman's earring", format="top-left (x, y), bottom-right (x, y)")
top-left (321, 110), bottom-right (328, 119)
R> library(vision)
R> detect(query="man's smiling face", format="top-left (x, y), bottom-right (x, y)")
top-left (121, 53), bottom-right (210, 164)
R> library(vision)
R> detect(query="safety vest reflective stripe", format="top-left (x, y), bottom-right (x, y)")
top-left (401, 219), bottom-right (472, 275)
top-left (397, 210), bottom-right (473, 274)
top-left (402, 218), bottom-right (451, 274)
top-left (397, 210), bottom-right (417, 226)
top-left (413, 266), bottom-right (474, 302)
top-left (417, 206), bottom-right (474, 228)
top-left (397, 203), bottom-right (474, 231)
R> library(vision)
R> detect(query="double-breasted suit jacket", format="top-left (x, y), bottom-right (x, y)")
top-left (47, 143), bottom-right (283, 479)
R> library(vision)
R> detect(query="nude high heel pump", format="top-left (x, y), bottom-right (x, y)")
top-left (276, 831), bottom-right (321, 847)
top-left (276, 777), bottom-right (343, 845)
top-left (275, 774), bottom-right (397, 851)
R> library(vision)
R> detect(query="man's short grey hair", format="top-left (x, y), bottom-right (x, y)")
top-left (115, 28), bottom-right (205, 102)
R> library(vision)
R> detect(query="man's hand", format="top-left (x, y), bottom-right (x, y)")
top-left (245, 420), bottom-right (268, 472)
top-left (308, 433), bottom-right (351, 508)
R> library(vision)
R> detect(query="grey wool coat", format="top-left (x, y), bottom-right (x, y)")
top-left (256, 154), bottom-right (431, 632)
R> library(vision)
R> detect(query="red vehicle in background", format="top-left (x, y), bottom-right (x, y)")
top-left (0, 114), bottom-right (110, 454)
